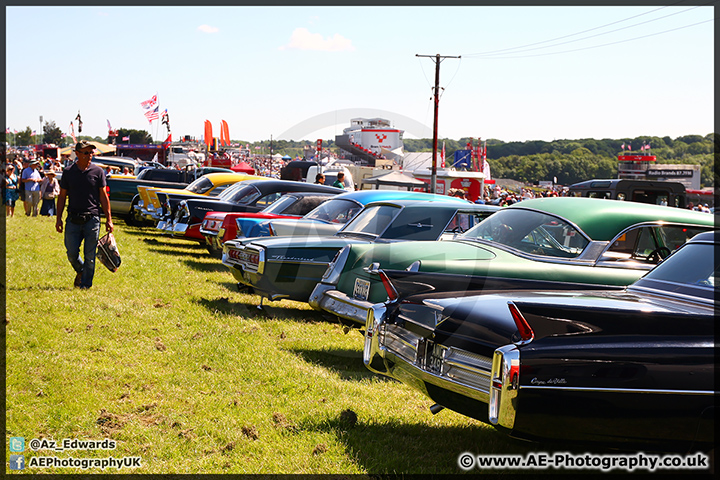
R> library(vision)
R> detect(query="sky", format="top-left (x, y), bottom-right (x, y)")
top-left (5, 4), bottom-right (715, 144)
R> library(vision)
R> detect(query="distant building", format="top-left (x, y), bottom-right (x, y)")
top-left (617, 154), bottom-right (701, 190)
top-left (335, 118), bottom-right (404, 166)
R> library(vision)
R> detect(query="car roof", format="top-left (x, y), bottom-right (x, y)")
top-left (687, 230), bottom-right (719, 244)
top-left (507, 197), bottom-right (715, 241)
top-left (363, 199), bottom-right (499, 212)
top-left (332, 189), bottom-right (467, 205)
top-left (247, 179), bottom-right (345, 194)
top-left (199, 172), bottom-right (264, 182)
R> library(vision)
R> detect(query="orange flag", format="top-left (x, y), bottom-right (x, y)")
top-left (204, 121), bottom-right (213, 147)
top-left (222, 120), bottom-right (230, 146)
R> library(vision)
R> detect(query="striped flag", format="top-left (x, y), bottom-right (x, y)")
top-left (140, 94), bottom-right (157, 110)
top-left (144, 106), bottom-right (159, 122)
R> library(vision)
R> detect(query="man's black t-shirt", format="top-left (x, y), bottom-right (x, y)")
top-left (60, 162), bottom-right (107, 216)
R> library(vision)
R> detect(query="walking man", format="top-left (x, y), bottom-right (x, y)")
top-left (55, 140), bottom-right (114, 289)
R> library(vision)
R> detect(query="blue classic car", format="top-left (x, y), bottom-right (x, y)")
top-left (221, 199), bottom-right (498, 304)
top-left (362, 230), bottom-right (717, 452)
top-left (310, 197), bottom-right (715, 327)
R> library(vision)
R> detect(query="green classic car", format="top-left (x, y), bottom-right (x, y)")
top-left (309, 196), bottom-right (716, 326)
top-left (221, 199), bottom-right (498, 304)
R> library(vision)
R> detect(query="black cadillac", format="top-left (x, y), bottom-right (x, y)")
top-left (363, 230), bottom-right (717, 452)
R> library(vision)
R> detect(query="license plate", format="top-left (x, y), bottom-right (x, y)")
top-left (353, 278), bottom-right (370, 301)
top-left (425, 342), bottom-right (444, 374)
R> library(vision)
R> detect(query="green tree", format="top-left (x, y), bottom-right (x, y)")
top-left (15, 127), bottom-right (33, 146)
top-left (42, 120), bottom-right (63, 145)
top-left (115, 129), bottom-right (152, 144)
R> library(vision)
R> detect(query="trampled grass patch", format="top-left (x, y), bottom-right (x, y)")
top-left (5, 215), bottom-right (541, 474)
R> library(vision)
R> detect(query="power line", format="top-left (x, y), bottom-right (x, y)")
top-left (462, 2), bottom-right (714, 59)
top-left (470, 18), bottom-right (713, 60)
top-left (463, 2), bottom-right (681, 57)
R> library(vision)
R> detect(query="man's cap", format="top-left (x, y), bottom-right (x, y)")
top-left (75, 140), bottom-right (96, 152)
top-left (30, 159), bottom-right (40, 166)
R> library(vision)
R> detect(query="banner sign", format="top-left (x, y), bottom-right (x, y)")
top-left (647, 169), bottom-right (695, 178)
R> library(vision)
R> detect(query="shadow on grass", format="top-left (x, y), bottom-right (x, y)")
top-left (182, 258), bottom-right (227, 273)
top-left (296, 414), bottom-right (546, 474)
top-left (288, 347), bottom-right (374, 382)
top-left (121, 227), bottom-right (167, 238)
top-left (146, 244), bottom-right (204, 258)
top-left (193, 295), bottom-right (328, 322)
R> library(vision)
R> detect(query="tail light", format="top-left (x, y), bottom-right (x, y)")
top-left (378, 270), bottom-right (399, 302)
top-left (508, 302), bottom-right (534, 344)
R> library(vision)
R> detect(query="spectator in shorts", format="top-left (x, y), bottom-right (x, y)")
top-left (4, 164), bottom-right (20, 217)
top-left (22, 159), bottom-right (43, 216)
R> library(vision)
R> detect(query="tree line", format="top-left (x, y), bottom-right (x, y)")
top-left (404, 134), bottom-right (717, 188)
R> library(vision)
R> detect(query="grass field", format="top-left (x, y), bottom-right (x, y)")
top-left (5, 214), bottom-right (546, 474)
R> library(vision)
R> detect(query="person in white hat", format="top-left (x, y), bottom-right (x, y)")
top-left (39, 169), bottom-right (60, 216)
top-left (55, 140), bottom-right (114, 289)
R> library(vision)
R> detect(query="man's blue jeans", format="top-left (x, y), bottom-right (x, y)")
top-left (64, 216), bottom-right (101, 289)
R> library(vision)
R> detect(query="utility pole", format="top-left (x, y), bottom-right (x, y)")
top-left (416, 53), bottom-right (460, 194)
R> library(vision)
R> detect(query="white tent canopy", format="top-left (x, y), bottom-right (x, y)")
top-left (361, 170), bottom-right (428, 190)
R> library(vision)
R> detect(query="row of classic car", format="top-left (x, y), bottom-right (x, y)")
top-left (222, 196), bottom-right (498, 303)
top-left (309, 197), bottom-right (714, 325)
top-left (124, 167), bottom-right (716, 453)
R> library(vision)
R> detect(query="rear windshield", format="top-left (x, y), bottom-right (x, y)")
top-left (463, 208), bottom-right (589, 258)
top-left (304, 198), bottom-right (363, 224)
top-left (185, 177), bottom-right (214, 194)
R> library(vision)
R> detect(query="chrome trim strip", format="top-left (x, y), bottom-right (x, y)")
top-left (489, 345), bottom-right (520, 428)
top-left (520, 385), bottom-right (716, 395)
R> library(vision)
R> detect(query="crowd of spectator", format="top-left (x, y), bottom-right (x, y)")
top-left (3, 147), bottom-right (68, 217)
top-left (246, 155), bottom-right (285, 178)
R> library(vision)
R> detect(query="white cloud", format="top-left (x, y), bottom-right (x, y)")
top-left (279, 27), bottom-right (354, 52)
top-left (197, 24), bottom-right (219, 34)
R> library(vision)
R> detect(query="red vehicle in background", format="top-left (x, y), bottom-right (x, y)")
top-left (34, 144), bottom-right (59, 160)
top-left (199, 191), bottom-right (338, 257)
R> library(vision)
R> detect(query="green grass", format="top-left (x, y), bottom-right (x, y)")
top-left (5, 215), bottom-right (541, 474)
